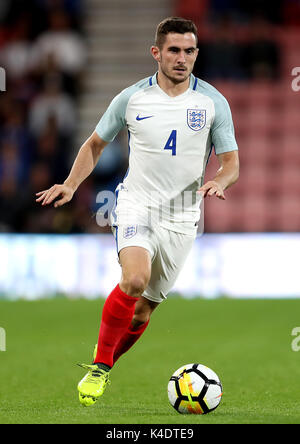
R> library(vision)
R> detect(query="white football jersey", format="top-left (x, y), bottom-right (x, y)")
top-left (96, 73), bottom-right (238, 234)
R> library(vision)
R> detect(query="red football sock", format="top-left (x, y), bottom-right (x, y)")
top-left (94, 284), bottom-right (139, 368)
top-left (113, 319), bottom-right (150, 364)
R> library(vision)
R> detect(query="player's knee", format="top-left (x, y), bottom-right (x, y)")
top-left (121, 274), bottom-right (148, 297)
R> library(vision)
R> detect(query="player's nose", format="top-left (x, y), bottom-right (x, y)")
top-left (177, 50), bottom-right (186, 63)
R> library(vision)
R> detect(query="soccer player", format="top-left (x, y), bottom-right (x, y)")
top-left (36, 17), bottom-right (239, 406)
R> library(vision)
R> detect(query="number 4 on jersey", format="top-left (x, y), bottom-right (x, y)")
top-left (164, 130), bottom-right (177, 156)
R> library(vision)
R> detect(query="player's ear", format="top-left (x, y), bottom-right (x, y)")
top-left (151, 46), bottom-right (161, 63)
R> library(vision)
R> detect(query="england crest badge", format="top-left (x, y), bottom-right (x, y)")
top-left (123, 225), bottom-right (137, 239)
top-left (187, 109), bottom-right (206, 131)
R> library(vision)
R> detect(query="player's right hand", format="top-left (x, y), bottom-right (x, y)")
top-left (35, 184), bottom-right (74, 208)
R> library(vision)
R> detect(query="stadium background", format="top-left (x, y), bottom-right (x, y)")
top-left (0, 0), bottom-right (300, 426)
top-left (0, 0), bottom-right (299, 299)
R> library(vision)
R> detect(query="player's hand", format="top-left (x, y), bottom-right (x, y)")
top-left (197, 180), bottom-right (225, 200)
top-left (35, 184), bottom-right (74, 208)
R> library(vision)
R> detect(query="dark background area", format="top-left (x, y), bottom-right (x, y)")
top-left (0, 0), bottom-right (299, 234)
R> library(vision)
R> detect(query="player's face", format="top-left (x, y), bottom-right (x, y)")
top-left (153, 32), bottom-right (198, 84)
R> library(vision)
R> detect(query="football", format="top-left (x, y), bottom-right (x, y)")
top-left (167, 363), bottom-right (223, 414)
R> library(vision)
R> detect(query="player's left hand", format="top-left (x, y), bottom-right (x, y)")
top-left (197, 180), bottom-right (225, 200)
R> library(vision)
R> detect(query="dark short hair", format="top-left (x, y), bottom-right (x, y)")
top-left (155, 17), bottom-right (198, 48)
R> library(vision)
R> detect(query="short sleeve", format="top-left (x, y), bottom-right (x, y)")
top-left (211, 96), bottom-right (238, 155)
top-left (95, 90), bottom-right (129, 142)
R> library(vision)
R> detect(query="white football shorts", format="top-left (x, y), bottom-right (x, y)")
top-left (112, 223), bottom-right (196, 303)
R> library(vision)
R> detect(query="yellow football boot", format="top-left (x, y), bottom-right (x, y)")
top-left (77, 363), bottom-right (110, 406)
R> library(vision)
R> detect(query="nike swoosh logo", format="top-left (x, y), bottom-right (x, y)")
top-left (136, 114), bottom-right (154, 121)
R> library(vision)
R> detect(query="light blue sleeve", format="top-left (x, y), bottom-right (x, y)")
top-left (211, 95), bottom-right (238, 154)
top-left (95, 90), bottom-right (129, 142)
top-left (95, 77), bottom-right (151, 142)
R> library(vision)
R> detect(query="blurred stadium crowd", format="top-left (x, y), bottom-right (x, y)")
top-left (186, 0), bottom-right (300, 232)
top-left (0, 0), bottom-right (89, 233)
top-left (0, 0), bottom-right (299, 233)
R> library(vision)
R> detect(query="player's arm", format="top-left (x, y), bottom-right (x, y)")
top-left (199, 92), bottom-right (239, 200)
top-left (198, 150), bottom-right (239, 200)
top-left (36, 87), bottom-right (130, 207)
top-left (36, 131), bottom-right (108, 207)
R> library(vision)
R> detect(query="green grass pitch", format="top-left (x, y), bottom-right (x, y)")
top-left (0, 297), bottom-right (299, 424)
